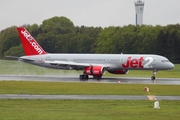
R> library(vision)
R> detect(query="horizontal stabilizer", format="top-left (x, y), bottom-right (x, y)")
top-left (19, 57), bottom-right (35, 62)
top-left (5, 56), bottom-right (20, 60)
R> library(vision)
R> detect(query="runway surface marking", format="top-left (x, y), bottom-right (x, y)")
top-left (147, 95), bottom-right (157, 100)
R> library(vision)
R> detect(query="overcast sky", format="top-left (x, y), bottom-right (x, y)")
top-left (0, 0), bottom-right (180, 31)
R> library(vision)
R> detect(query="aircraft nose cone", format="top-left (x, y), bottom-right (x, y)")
top-left (169, 62), bottom-right (174, 69)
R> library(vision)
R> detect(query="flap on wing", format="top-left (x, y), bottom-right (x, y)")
top-left (45, 61), bottom-right (90, 68)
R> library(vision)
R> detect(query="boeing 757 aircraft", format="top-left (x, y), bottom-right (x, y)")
top-left (13, 27), bottom-right (174, 80)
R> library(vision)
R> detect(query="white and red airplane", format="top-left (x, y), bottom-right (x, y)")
top-left (13, 27), bottom-right (174, 80)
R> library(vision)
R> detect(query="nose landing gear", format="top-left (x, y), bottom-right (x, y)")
top-left (151, 69), bottom-right (157, 80)
top-left (151, 69), bottom-right (157, 83)
top-left (151, 75), bottom-right (156, 80)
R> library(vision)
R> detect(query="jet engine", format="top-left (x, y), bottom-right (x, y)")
top-left (84, 66), bottom-right (105, 76)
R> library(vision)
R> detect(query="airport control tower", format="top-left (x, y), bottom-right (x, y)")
top-left (134, 0), bottom-right (144, 26)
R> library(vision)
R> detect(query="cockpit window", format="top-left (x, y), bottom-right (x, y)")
top-left (162, 60), bottom-right (169, 62)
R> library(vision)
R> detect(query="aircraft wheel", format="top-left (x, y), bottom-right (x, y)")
top-left (151, 76), bottom-right (155, 80)
top-left (79, 75), bottom-right (89, 81)
top-left (79, 75), bottom-right (83, 80)
top-left (85, 75), bottom-right (89, 79)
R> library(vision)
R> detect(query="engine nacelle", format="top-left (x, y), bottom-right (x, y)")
top-left (84, 66), bottom-right (105, 76)
top-left (108, 69), bottom-right (129, 74)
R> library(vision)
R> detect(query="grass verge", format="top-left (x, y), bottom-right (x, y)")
top-left (0, 81), bottom-right (180, 95)
top-left (0, 99), bottom-right (180, 120)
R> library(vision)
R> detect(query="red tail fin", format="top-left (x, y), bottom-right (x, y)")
top-left (17, 27), bottom-right (47, 56)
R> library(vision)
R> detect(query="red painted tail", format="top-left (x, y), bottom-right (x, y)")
top-left (17, 27), bottom-right (47, 56)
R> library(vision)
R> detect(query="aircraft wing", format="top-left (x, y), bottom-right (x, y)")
top-left (45, 60), bottom-right (108, 69)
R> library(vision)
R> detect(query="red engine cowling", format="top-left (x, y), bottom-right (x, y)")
top-left (84, 66), bottom-right (105, 76)
top-left (108, 69), bottom-right (129, 74)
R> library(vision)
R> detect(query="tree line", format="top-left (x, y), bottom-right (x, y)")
top-left (0, 16), bottom-right (180, 63)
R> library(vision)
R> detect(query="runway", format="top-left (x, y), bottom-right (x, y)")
top-left (0, 74), bottom-right (180, 85)
top-left (0, 75), bottom-right (179, 100)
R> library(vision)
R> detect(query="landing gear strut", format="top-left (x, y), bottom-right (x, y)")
top-left (151, 75), bottom-right (155, 80)
top-left (151, 69), bottom-right (157, 81)
top-left (79, 74), bottom-right (102, 80)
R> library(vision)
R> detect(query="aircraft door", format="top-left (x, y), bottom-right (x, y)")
top-left (40, 57), bottom-right (45, 64)
top-left (120, 57), bottom-right (124, 64)
top-left (152, 58), bottom-right (156, 68)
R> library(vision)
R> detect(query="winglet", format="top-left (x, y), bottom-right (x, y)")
top-left (17, 27), bottom-right (47, 56)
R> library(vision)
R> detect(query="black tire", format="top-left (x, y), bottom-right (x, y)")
top-left (85, 75), bottom-right (89, 79)
top-left (79, 75), bottom-right (89, 81)
top-left (79, 75), bottom-right (83, 80)
top-left (151, 76), bottom-right (155, 80)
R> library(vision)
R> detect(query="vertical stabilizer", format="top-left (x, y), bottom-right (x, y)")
top-left (17, 27), bottom-right (47, 56)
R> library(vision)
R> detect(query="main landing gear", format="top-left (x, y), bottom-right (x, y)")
top-left (79, 74), bottom-right (102, 81)
top-left (79, 74), bottom-right (89, 80)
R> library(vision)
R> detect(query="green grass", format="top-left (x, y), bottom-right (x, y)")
top-left (0, 60), bottom-right (180, 78)
top-left (0, 81), bottom-right (180, 96)
top-left (0, 99), bottom-right (179, 120)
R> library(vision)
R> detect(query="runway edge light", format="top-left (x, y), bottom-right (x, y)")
top-left (154, 101), bottom-right (160, 109)
top-left (145, 87), bottom-right (149, 92)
